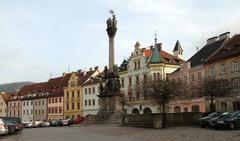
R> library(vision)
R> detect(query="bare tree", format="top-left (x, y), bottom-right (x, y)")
top-left (203, 78), bottom-right (232, 112)
top-left (140, 78), bottom-right (182, 128)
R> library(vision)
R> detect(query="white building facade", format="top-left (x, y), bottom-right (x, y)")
top-left (21, 95), bottom-right (34, 123)
top-left (82, 79), bottom-right (101, 116)
top-left (119, 41), bottom-right (183, 114)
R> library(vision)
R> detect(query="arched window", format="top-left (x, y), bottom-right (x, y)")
top-left (143, 107), bottom-right (152, 114)
top-left (48, 108), bottom-right (51, 114)
top-left (59, 106), bottom-right (62, 113)
top-left (132, 108), bottom-right (140, 114)
top-left (51, 108), bottom-right (54, 114)
top-left (174, 106), bottom-right (181, 113)
top-left (183, 107), bottom-right (188, 112)
top-left (55, 107), bottom-right (58, 113)
top-left (192, 105), bottom-right (200, 112)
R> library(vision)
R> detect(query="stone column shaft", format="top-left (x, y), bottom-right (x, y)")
top-left (109, 37), bottom-right (114, 73)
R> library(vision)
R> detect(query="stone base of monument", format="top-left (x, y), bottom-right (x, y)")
top-left (86, 95), bottom-right (123, 124)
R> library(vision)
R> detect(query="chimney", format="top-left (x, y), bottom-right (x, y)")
top-left (77, 69), bottom-right (82, 74)
top-left (219, 32), bottom-right (230, 40)
top-left (89, 67), bottom-right (92, 71)
top-left (157, 43), bottom-right (162, 52)
top-left (207, 36), bottom-right (218, 45)
top-left (94, 66), bottom-right (99, 70)
top-left (62, 72), bottom-right (66, 76)
top-left (150, 45), bottom-right (153, 50)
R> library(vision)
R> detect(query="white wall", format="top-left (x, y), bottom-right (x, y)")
top-left (21, 100), bottom-right (33, 122)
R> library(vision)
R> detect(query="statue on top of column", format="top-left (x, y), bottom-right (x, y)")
top-left (106, 10), bottom-right (117, 37)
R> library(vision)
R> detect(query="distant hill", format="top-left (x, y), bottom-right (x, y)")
top-left (0, 82), bottom-right (35, 93)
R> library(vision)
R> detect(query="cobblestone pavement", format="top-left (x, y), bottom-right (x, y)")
top-left (1, 125), bottom-right (240, 141)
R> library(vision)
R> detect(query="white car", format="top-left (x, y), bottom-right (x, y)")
top-left (41, 121), bottom-right (50, 127)
top-left (0, 118), bottom-right (8, 135)
top-left (24, 121), bottom-right (33, 128)
top-left (33, 121), bottom-right (42, 127)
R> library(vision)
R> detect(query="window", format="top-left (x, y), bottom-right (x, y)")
top-left (197, 72), bottom-right (202, 80)
top-left (23, 102), bottom-right (25, 106)
top-left (48, 108), bottom-right (51, 114)
top-left (59, 106), bottom-right (62, 113)
top-left (27, 109), bottom-right (28, 114)
top-left (35, 101), bottom-right (37, 106)
top-left (191, 74), bottom-right (195, 81)
top-left (153, 73), bottom-right (156, 80)
top-left (27, 101), bottom-right (29, 106)
top-left (136, 91), bottom-right (140, 99)
top-left (72, 91), bottom-right (74, 98)
top-left (31, 101), bottom-right (33, 105)
top-left (42, 100), bottom-right (44, 105)
top-left (232, 61), bottom-right (239, 72)
top-left (136, 76), bottom-right (139, 85)
top-left (92, 87), bottom-right (95, 94)
top-left (129, 77), bottom-right (132, 86)
top-left (85, 88), bottom-right (87, 94)
top-left (88, 88), bottom-right (91, 94)
top-left (121, 78), bottom-right (124, 87)
top-left (59, 97), bottom-right (62, 103)
top-left (55, 107), bottom-right (58, 113)
top-left (52, 108), bottom-right (54, 113)
top-left (49, 99), bottom-right (51, 104)
top-left (55, 98), bottom-right (58, 103)
top-left (31, 109), bottom-right (33, 114)
top-left (134, 62), bottom-right (137, 69)
top-left (174, 106), bottom-right (181, 113)
top-left (77, 91), bottom-right (80, 98)
top-left (39, 110), bottom-right (41, 115)
top-left (67, 92), bottom-right (69, 98)
top-left (77, 103), bottom-right (80, 109)
top-left (220, 64), bottom-right (226, 74)
top-left (138, 61), bottom-right (140, 69)
top-left (42, 110), bottom-right (44, 115)
top-left (157, 73), bottom-right (160, 78)
top-left (92, 99), bottom-right (95, 106)
top-left (192, 105), bottom-right (200, 112)
top-left (88, 100), bottom-right (91, 106)
top-left (72, 103), bottom-right (74, 110)
top-left (23, 110), bottom-right (25, 114)
top-left (35, 110), bottom-right (37, 115)
top-left (39, 101), bottom-right (41, 105)
top-left (66, 103), bottom-right (69, 110)
top-left (209, 66), bottom-right (215, 77)
top-left (85, 100), bottom-right (87, 106)
top-left (233, 79), bottom-right (240, 93)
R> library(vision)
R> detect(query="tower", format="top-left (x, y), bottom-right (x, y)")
top-left (173, 40), bottom-right (184, 59)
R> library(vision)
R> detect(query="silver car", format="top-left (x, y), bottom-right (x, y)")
top-left (0, 118), bottom-right (9, 135)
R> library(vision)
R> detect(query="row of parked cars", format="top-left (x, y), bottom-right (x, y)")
top-left (0, 117), bottom-right (23, 135)
top-left (23, 117), bottom-right (85, 128)
top-left (199, 111), bottom-right (240, 130)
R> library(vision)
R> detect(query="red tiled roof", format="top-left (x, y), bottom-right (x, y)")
top-left (144, 49), bottom-right (184, 65)
top-left (0, 93), bottom-right (12, 103)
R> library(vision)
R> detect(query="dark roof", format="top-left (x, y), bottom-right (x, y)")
top-left (187, 39), bottom-right (226, 67)
top-left (173, 40), bottom-right (183, 52)
top-left (207, 34), bottom-right (240, 62)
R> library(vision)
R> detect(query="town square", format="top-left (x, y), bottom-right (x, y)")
top-left (0, 0), bottom-right (240, 141)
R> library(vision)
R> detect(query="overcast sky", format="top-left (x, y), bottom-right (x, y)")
top-left (0, 0), bottom-right (240, 84)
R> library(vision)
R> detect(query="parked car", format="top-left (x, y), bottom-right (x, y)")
top-left (199, 112), bottom-right (221, 128)
top-left (40, 121), bottom-right (50, 127)
top-left (0, 118), bottom-right (9, 135)
top-left (1, 117), bottom-right (23, 131)
top-left (50, 119), bottom-right (62, 127)
top-left (5, 121), bottom-right (16, 134)
top-left (215, 111), bottom-right (240, 130)
top-left (33, 121), bottom-right (42, 127)
top-left (208, 112), bottom-right (229, 128)
top-left (23, 121), bottom-right (34, 128)
top-left (62, 118), bottom-right (74, 126)
top-left (74, 117), bottom-right (84, 124)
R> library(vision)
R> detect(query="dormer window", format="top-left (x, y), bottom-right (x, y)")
top-left (232, 61), bottom-right (239, 72)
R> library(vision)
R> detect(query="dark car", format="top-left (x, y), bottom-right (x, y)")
top-left (4, 121), bottom-right (16, 134)
top-left (74, 117), bottom-right (84, 124)
top-left (215, 111), bottom-right (240, 130)
top-left (1, 117), bottom-right (23, 131)
top-left (50, 119), bottom-right (62, 127)
top-left (208, 112), bottom-right (229, 128)
top-left (199, 112), bottom-right (221, 128)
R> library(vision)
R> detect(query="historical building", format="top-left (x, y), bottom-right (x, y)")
top-left (64, 68), bottom-right (100, 119)
top-left (119, 38), bottom-right (184, 114)
top-left (46, 73), bottom-right (71, 120)
top-left (8, 93), bottom-right (21, 118)
top-left (167, 32), bottom-right (232, 113)
top-left (205, 33), bottom-right (240, 112)
top-left (82, 76), bottom-right (103, 116)
top-left (0, 92), bottom-right (11, 117)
